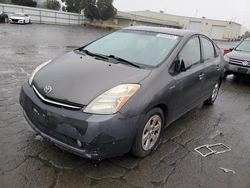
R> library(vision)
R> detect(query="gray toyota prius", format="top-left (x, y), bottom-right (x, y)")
top-left (20, 26), bottom-right (224, 160)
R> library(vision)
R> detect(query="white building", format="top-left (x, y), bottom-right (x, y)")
top-left (107, 10), bottom-right (241, 41)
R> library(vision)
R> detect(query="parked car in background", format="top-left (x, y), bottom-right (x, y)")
top-left (224, 38), bottom-right (250, 77)
top-left (20, 26), bottom-right (224, 160)
top-left (0, 11), bottom-right (8, 23)
top-left (9, 13), bottom-right (31, 24)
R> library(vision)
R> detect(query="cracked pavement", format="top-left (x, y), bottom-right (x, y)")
top-left (1, 24), bottom-right (250, 188)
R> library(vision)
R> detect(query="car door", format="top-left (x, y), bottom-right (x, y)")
top-left (200, 37), bottom-right (221, 97)
top-left (170, 36), bottom-right (204, 115)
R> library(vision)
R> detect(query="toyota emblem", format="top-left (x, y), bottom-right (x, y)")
top-left (243, 61), bottom-right (248, 66)
top-left (44, 85), bottom-right (52, 94)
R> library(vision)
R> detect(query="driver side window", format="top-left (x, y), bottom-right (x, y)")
top-left (178, 36), bottom-right (201, 69)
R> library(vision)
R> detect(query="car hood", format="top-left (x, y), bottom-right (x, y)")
top-left (33, 51), bottom-right (151, 106)
top-left (227, 50), bottom-right (250, 61)
top-left (10, 16), bottom-right (24, 19)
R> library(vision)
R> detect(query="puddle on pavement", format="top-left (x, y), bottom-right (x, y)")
top-left (64, 45), bottom-right (80, 49)
top-left (16, 52), bottom-right (26, 55)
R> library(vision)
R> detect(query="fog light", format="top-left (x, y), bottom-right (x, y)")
top-left (76, 140), bottom-right (82, 148)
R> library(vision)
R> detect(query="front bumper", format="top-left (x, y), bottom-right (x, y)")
top-left (9, 19), bottom-right (24, 24)
top-left (20, 82), bottom-right (142, 160)
top-left (225, 62), bottom-right (250, 75)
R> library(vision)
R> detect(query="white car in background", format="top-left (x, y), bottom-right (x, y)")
top-left (9, 13), bottom-right (31, 24)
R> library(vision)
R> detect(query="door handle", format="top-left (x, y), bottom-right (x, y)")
top-left (169, 85), bottom-right (176, 90)
top-left (199, 73), bottom-right (204, 80)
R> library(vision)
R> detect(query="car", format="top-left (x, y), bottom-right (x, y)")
top-left (9, 13), bottom-right (31, 24)
top-left (19, 26), bottom-right (224, 160)
top-left (0, 11), bottom-right (8, 23)
top-left (224, 38), bottom-right (250, 77)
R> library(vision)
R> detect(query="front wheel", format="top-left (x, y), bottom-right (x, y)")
top-left (132, 108), bottom-right (164, 157)
top-left (204, 81), bottom-right (220, 105)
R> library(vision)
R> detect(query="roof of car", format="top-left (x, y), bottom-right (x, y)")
top-left (124, 26), bottom-right (200, 37)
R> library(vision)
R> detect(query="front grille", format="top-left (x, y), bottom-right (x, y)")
top-left (32, 86), bottom-right (82, 110)
top-left (11, 19), bottom-right (18, 22)
top-left (229, 58), bottom-right (250, 68)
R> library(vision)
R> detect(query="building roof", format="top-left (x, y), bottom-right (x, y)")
top-left (125, 26), bottom-right (199, 37)
top-left (116, 11), bottom-right (182, 28)
top-left (129, 10), bottom-right (241, 26)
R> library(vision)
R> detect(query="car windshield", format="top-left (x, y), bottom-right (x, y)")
top-left (83, 30), bottom-right (181, 67)
top-left (13, 13), bottom-right (25, 17)
top-left (236, 40), bottom-right (250, 52)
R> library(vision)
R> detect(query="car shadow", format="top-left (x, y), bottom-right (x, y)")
top-left (226, 74), bottom-right (250, 86)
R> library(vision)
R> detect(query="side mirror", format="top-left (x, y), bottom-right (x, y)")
top-left (176, 59), bottom-right (186, 72)
top-left (229, 48), bottom-right (234, 51)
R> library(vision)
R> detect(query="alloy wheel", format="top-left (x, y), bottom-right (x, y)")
top-left (142, 114), bottom-right (162, 151)
top-left (211, 83), bottom-right (219, 101)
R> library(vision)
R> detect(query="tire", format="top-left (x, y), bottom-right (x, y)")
top-left (132, 108), bottom-right (164, 158)
top-left (29, 19), bottom-right (31, 24)
top-left (204, 81), bottom-right (220, 105)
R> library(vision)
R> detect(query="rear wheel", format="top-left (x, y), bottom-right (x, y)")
top-left (204, 81), bottom-right (220, 105)
top-left (132, 108), bottom-right (164, 157)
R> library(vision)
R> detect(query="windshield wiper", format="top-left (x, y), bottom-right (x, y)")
top-left (234, 48), bottom-right (242, 51)
top-left (78, 49), bottom-right (141, 68)
top-left (107, 55), bottom-right (141, 68)
top-left (80, 49), bottom-right (108, 60)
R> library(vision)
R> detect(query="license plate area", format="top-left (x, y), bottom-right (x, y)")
top-left (31, 103), bottom-right (48, 126)
top-left (238, 67), bottom-right (248, 74)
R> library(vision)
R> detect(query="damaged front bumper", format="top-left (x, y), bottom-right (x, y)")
top-left (20, 82), bottom-right (141, 160)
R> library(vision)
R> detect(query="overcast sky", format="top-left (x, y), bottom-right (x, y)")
top-left (113, 0), bottom-right (250, 29)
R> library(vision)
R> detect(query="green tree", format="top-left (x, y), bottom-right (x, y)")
top-left (12, 0), bottom-right (37, 7)
top-left (62, 0), bottom-right (116, 20)
top-left (45, 0), bottom-right (60, 10)
top-left (61, 0), bottom-right (83, 13)
top-left (243, 31), bottom-right (250, 39)
top-left (97, 0), bottom-right (116, 21)
top-left (0, 0), bottom-right (12, 4)
top-left (84, 0), bottom-right (99, 20)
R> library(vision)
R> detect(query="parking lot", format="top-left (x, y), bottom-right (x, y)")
top-left (0, 24), bottom-right (250, 188)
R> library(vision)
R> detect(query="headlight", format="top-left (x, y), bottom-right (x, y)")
top-left (224, 55), bottom-right (229, 62)
top-left (84, 84), bottom-right (140, 114)
top-left (29, 60), bottom-right (51, 85)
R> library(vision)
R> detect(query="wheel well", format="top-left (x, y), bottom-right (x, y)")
top-left (153, 104), bottom-right (168, 126)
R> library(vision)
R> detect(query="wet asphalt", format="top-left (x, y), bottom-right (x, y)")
top-left (0, 24), bottom-right (250, 188)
